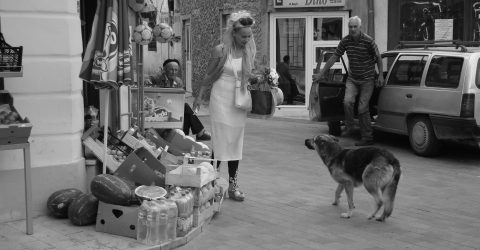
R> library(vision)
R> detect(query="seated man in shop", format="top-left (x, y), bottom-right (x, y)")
top-left (148, 59), bottom-right (211, 141)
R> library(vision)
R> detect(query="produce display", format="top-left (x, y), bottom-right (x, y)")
top-left (90, 174), bottom-right (138, 206)
top-left (46, 188), bottom-right (83, 218)
top-left (68, 193), bottom-right (99, 226)
top-left (106, 145), bottom-right (128, 162)
top-left (0, 104), bottom-right (24, 125)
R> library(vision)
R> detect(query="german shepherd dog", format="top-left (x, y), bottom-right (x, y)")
top-left (305, 134), bottom-right (401, 221)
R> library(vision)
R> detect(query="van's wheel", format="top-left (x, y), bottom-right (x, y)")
top-left (328, 121), bottom-right (342, 136)
top-left (408, 117), bottom-right (441, 156)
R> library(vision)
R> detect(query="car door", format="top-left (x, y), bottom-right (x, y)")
top-left (375, 53), bottom-right (429, 134)
top-left (309, 52), bottom-right (348, 122)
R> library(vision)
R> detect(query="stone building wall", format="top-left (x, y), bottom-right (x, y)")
top-left (178, 0), bottom-right (268, 95)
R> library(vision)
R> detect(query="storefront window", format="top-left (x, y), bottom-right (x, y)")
top-left (399, 0), bottom-right (464, 41)
top-left (474, 1), bottom-right (480, 41)
top-left (313, 17), bottom-right (342, 41)
top-left (275, 18), bottom-right (306, 105)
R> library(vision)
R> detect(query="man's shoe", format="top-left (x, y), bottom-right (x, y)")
top-left (355, 140), bottom-right (374, 146)
top-left (196, 131), bottom-right (211, 141)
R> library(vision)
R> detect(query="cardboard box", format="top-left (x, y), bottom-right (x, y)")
top-left (115, 147), bottom-right (167, 187)
top-left (131, 88), bottom-right (185, 129)
top-left (166, 165), bottom-right (216, 188)
top-left (96, 201), bottom-right (139, 239)
top-left (145, 128), bottom-right (185, 156)
top-left (162, 129), bottom-right (210, 153)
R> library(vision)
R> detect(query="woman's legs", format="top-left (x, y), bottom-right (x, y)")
top-left (228, 160), bottom-right (239, 183)
top-left (227, 160), bottom-right (244, 201)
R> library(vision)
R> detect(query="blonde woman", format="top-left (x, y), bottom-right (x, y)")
top-left (193, 10), bottom-right (256, 201)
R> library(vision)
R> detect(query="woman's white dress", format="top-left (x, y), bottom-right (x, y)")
top-left (209, 54), bottom-right (246, 161)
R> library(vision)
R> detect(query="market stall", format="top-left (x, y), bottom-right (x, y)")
top-left (54, 0), bottom-right (228, 248)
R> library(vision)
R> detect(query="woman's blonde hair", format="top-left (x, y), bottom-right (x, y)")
top-left (223, 10), bottom-right (256, 52)
top-left (223, 10), bottom-right (256, 83)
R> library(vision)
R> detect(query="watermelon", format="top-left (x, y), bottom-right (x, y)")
top-left (47, 188), bottom-right (83, 218)
top-left (90, 174), bottom-right (138, 206)
top-left (68, 193), bottom-right (99, 226)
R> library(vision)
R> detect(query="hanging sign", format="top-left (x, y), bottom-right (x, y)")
top-left (274, 0), bottom-right (345, 8)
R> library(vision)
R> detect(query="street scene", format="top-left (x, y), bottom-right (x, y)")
top-left (1, 116), bottom-right (480, 250)
top-left (2, 0), bottom-right (480, 249)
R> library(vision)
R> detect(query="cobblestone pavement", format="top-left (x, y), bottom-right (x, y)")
top-left (1, 116), bottom-right (480, 250)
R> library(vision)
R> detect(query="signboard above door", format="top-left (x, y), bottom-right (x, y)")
top-left (274, 0), bottom-right (345, 8)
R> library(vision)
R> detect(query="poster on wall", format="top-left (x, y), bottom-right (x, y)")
top-left (399, 0), bottom-right (452, 41)
top-left (434, 19), bottom-right (453, 40)
top-left (274, 0), bottom-right (345, 8)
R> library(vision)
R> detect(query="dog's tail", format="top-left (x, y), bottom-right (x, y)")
top-left (383, 161), bottom-right (401, 218)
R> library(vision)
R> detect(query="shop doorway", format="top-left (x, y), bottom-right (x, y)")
top-left (270, 12), bottom-right (348, 115)
top-left (183, 19), bottom-right (192, 95)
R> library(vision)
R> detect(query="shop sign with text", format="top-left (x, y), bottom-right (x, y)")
top-left (274, 0), bottom-right (345, 8)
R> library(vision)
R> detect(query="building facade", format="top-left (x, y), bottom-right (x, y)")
top-left (175, 0), bottom-right (480, 117)
top-left (176, 0), bottom-right (388, 117)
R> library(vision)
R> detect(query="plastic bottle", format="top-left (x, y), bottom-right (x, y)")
top-left (164, 199), bottom-right (178, 240)
top-left (146, 200), bottom-right (169, 245)
top-left (137, 200), bottom-right (149, 244)
top-left (171, 191), bottom-right (187, 236)
top-left (184, 189), bottom-right (194, 230)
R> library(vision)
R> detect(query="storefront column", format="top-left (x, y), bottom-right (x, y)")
top-left (0, 0), bottom-right (86, 222)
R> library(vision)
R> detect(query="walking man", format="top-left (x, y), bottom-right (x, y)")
top-left (314, 16), bottom-right (384, 146)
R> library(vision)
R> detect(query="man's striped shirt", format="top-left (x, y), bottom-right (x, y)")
top-left (335, 33), bottom-right (378, 80)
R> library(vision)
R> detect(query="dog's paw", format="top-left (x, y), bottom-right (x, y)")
top-left (375, 216), bottom-right (386, 222)
top-left (340, 212), bottom-right (352, 219)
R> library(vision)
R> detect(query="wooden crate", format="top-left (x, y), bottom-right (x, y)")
top-left (82, 137), bottom-right (121, 172)
top-left (120, 131), bottom-right (162, 158)
top-left (193, 199), bottom-right (223, 228)
top-left (165, 166), bottom-right (216, 188)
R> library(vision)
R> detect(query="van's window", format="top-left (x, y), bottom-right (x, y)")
top-left (388, 55), bottom-right (427, 86)
top-left (425, 56), bottom-right (463, 88)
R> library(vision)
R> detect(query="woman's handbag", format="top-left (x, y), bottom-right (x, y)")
top-left (235, 80), bottom-right (252, 111)
top-left (230, 52), bottom-right (252, 111)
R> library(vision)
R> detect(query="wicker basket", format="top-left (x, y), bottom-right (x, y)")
top-left (0, 33), bottom-right (23, 72)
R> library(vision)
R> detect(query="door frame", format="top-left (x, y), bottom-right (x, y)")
top-left (182, 18), bottom-right (192, 96)
top-left (269, 11), bottom-right (349, 113)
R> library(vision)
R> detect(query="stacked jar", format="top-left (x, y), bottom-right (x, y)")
top-left (163, 199), bottom-right (178, 240)
top-left (136, 200), bottom-right (169, 246)
top-left (170, 189), bottom-right (193, 237)
top-left (198, 181), bottom-right (215, 212)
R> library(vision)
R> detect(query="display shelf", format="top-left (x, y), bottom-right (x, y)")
top-left (0, 68), bottom-right (23, 78)
top-left (0, 142), bottom-right (33, 235)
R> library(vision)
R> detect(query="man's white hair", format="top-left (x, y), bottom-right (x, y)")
top-left (349, 16), bottom-right (362, 26)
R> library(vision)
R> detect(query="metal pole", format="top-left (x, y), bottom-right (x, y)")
top-left (137, 43), bottom-right (145, 133)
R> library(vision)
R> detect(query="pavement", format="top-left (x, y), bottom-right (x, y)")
top-left (1, 110), bottom-right (480, 250)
